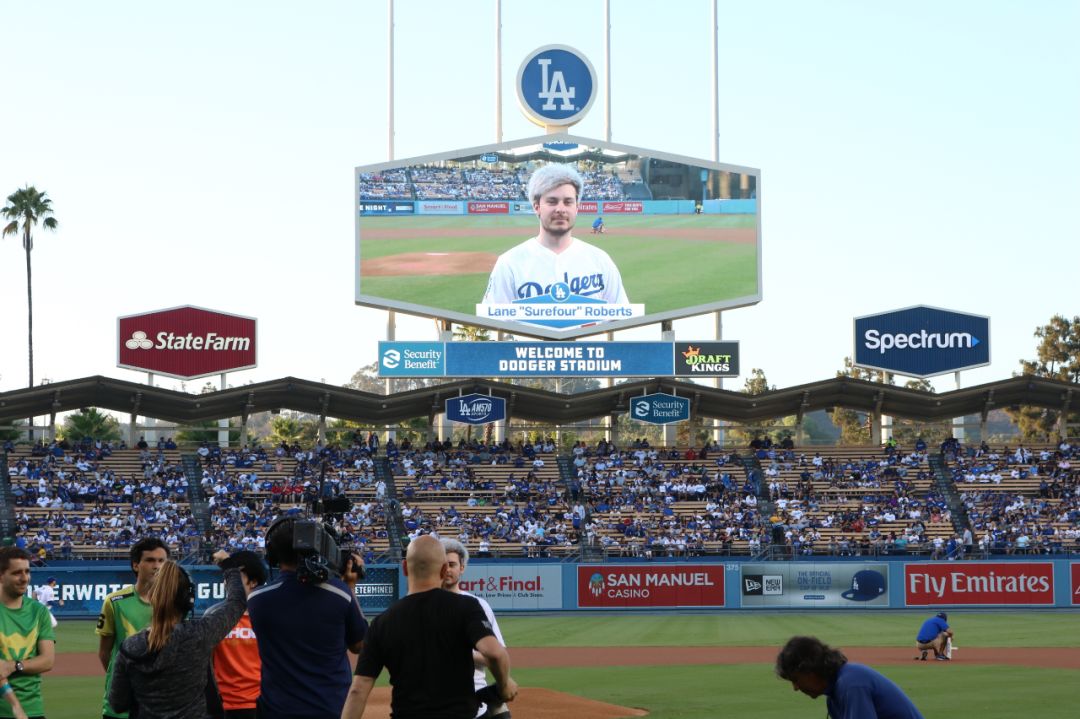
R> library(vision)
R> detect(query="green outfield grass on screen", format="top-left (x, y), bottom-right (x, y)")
top-left (359, 213), bottom-right (758, 318)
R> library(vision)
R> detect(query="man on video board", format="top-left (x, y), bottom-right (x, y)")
top-left (481, 164), bottom-right (628, 305)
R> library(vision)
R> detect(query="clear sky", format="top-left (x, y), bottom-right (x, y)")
top-left (2, 0), bottom-right (1078, 398)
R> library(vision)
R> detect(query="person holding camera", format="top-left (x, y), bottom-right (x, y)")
top-left (248, 515), bottom-right (367, 719)
top-left (107, 552), bottom-right (245, 719)
top-left (341, 536), bottom-right (517, 719)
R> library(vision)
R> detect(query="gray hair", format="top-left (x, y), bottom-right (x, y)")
top-left (440, 538), bottom-right (469, 567)
top-left (527, 164), bottom-right (583, 204)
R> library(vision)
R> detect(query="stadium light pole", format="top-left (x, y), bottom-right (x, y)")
top-left (385, 0), bottom-right (397, 442)
top-left (495, 0), bottom-right (503, 143)
top-left (604, 0), bottom-right (612, 142)
top-left (711, 0), bottom-right (725, 446)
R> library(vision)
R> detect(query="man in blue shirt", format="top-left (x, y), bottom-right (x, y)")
top-left (777, 636), bottom-right (924, 719)
top-left (915, 612), bottom-right (953, 661)
top-left (248, 516), bottom-right (368, 719)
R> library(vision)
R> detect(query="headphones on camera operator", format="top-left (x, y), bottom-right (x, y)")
top-left (265, 513), bottom-right (362, 585)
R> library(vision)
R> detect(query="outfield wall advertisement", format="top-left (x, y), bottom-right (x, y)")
top-left (740, 562), bottom-right (891, 608)
top-left (356, 133), bottom-right (761, 340)
top-left (458, 563), bottom-right (562, 610)
top-left (576, 565), bottom-right (725, 608)
top-left (27, 566), bottom-right (400, 618)
top-left (903, 562), bottom-right (1055, 606)
top-left (1071, 563), bottom-right (1080, 605)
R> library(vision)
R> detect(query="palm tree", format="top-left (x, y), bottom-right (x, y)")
top-left (2, 186), bottom-right (58, 418)
top-left (59, 408), bottom-right (122, 443)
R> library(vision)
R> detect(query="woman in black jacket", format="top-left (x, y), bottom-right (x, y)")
top-left (109, 552), bottom-right (246, 719)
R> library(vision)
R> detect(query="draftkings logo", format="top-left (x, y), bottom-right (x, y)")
top-left (674, 342), bottom-right (739, 377)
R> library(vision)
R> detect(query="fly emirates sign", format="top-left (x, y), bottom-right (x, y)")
top-left (905, 563), bottom-right (1054, 606)
top-left (578, 565), bottom-right (725, 608)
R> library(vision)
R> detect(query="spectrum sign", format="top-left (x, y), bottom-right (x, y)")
top-left (577, 565), bottom-right (725, 608)
top-left (854, 305), bottom-right (990, 378)
top-left (117, 305), bottom-right (257, 380)
top-left (904, 562), bottom-right (1054, 606)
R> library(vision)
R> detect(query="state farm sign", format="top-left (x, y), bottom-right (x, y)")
top-left (117, 306), bottom-right (257, 380)
top-left (578, 565), bottom-right (724, 608)
top-left (905, 562), bottom-right (1054, 606)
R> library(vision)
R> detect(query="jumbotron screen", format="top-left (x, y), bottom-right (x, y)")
top-left (355, 134), bottom-right (760, 339)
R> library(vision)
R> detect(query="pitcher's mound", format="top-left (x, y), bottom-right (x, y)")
top-left (363, 686), bottom-right (648, 718)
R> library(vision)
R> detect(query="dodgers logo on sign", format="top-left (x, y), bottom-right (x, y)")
top-left (517, 45), bottom-right (597, 127)
top-left (446, 393), bottom-right (506, 425)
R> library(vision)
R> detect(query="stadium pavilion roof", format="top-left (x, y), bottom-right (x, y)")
top-left (0, 374), bottom-right (1075, 427)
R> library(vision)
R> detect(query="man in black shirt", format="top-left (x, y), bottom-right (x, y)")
top-left (341, 536), bottom-right (517, 719)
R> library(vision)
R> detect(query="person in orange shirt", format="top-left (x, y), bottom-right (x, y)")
top-left (207, 551), bottom-right (266, 719)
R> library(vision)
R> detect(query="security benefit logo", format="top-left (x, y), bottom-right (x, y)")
top-left (742, 574), bottom-right (783, 596)
top-left (674, 342), bottom-right (739, 377)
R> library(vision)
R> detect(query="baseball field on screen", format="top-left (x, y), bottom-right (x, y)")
top-left (358, 214), bottom-right (759, 317)
top-left (45, 611), bottom-right (1076, 719)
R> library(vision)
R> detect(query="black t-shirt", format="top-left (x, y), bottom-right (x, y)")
top-left (356, 588), bottom-right (495, 719)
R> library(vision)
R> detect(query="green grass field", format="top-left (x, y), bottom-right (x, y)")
top-left (42, 612), bottom-right (1077, 719)
top-left (358, 214), bottom-right (759, 316)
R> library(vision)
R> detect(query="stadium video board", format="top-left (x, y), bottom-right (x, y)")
top-left (355, 133), bottom-right (761, 340)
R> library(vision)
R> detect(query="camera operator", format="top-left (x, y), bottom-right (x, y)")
top-left (248, 515), bottom-right (367, 719)
top-left (341, 536), bottom-right (517, 719)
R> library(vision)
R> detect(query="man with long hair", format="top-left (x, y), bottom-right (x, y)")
top-left (440, 538), bottom-right (510, 719)
top-left (108, 553), bottom-right (246, 719)
top-left (776, 636), bottom-right (924, 719)
top-left (0, 547), bottom-right (53, 719)
top-left (97, 538), bottom-right (168, 719)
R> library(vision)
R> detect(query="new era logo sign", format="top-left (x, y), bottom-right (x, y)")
top-left (744, 578), bottom-right (762, 593)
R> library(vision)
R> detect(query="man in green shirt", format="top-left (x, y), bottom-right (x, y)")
top-left (95, 538), bottom-right (169, 719)
top-left (0, 546), bottom-right (56, 719)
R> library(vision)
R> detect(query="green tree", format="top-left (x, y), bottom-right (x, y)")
top-left (1005, 314), bottom-right (1080, 441)
top-left (0, 420), bottom-right (27, 444)
top-left (58, 408), bottom-right (122, 443)
top-left (266, 414), bottom-right (319, 447)
top-left (3, 186), bottom-right (58, 442)
top-left (175, 421), bottom-right (247, 446)
top-left (827, 357), bottom-right (885, 444)
top-left (451, 324), bottom-right (491, 342)
top-left (891, 378), bottom-right (953, 446)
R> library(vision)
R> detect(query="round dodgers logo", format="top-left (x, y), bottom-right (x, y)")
top-left (517, 45), bottom-right (597, 127)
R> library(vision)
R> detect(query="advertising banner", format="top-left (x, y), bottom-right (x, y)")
top-left (445, 393), bottom-right (506, 425)
top-left (673, 341), bottom-right (740, 377)
top-left (601, 201), bottom-right (643, 213)
top-left (854, 305), bottom-right (990, 378)
top-left (467, 201), bottom-right (509, 214)
top-left (30, 566), bottom-right (399, 618)
top-left (117, 306), bottom-right (257, 380)
top-left (356, 135), bottom-right (761, 339)
top-left (378, 342), bottom-right (446, 377)
top-left (417, 201), bottom-right (463, 215)
top-left (630, 393), bottom-right (690, 424)
top-left (447, 342), bottom-right (673, 377)
top-left (740, 563), bottom-right (891, 608)
top-left (577, 565), bottom-right (724, 608)
top-left (904, 562), bottom-right (1054, 606)
top-left (1072, 563), bottom-right (1080, 605)
top-left (359, 201), bottom-right (414, 216)
top-left (458, 564), bottom-right (562, 610)
top-left (379, 341), bottom-right (740, 378)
